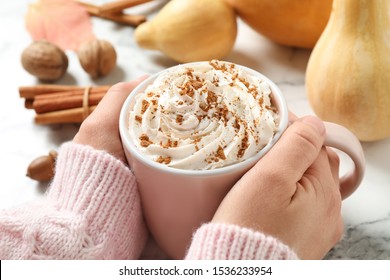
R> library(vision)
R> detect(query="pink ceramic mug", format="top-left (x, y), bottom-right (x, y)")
top-left (119, 62), bottom-right (365, 259)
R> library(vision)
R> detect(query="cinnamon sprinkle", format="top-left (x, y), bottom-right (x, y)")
top-left (161, 139), bottom-right (178, 148)
top-left (237, 131), bottom-right (249, 159)
top-left (141, 99), bottom-right (149, 114)
top-left (209, 60), bottom-right (227, 72)
top-left (199, 103), bottom-right (209, 112)
top-left (212, 76), bottom-right (219, 87)
top-left (135, 115), bottom-right (142, 123)
top-left (239, 77), bottom-right (250, 88)
top-left (192, 80), bottom-right (204, 90)
top-left (233, 119), bottom-right (241, 131)
top-left (206, 90), bottom-right (217, 105)
top-left (221, 105), bottom-right (230, 122)
top-left (185, 68), bottom-right (194, 78)
top-left (176, 114), bottom-right (184, 124)
top-left (156, 156), bottom-right (171, 164)
top-left (139, 134), bottom-right (153, 147)
top-left (179, 82), bottom-right (195, 97)
top-left (216, 146), bottom-right (226, 160)
top-left (257, 96), bottom-right (264, 106)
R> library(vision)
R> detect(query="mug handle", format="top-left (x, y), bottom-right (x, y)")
top-left (323, 122), bottom-right (366, 199)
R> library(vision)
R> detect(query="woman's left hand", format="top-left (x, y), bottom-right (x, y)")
top-left (73, 77), bottom-right (147, 163)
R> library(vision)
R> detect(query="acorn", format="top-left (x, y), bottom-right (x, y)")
top-left (26, 150), bottom-right (58, 182)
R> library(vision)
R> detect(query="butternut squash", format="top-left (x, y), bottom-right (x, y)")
top-left (224, 0), bottom-right (332, 49)
top-left (306, 0), bottom-right (390, 141)
top-left (134, 0), bottom-right (237, 63)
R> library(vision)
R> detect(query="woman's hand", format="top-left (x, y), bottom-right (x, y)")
top-left (73, 77), bottom-right (147, 163)
top-left (212, 116), bottom-right (343, 259)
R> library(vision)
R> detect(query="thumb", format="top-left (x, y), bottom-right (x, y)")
top-left (91, 75), bottom-right (149, 122)
top-left (254, 116), bottom-right (326, 183)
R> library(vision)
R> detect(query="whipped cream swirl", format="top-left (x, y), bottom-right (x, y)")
top-left (127, 60), bottom-right (278, 170)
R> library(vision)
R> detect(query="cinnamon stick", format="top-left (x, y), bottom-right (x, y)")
top-left (19, 85), bottom-right (81, 99)
top-left (96, 12), bottom-right (146, 27)
top-left (35, 106), bottom-right (97, 125)
top-left (33, 92), bottom-right (105, 114)
top-left (77, 1), bottom-right (147, 26)
top-left (99, 0), bottom-right (153, 14)
top-left (33, 87), bottom-right (110, 100)
top-left (19, 85), bottom-right (110, 99)
top-left (25, 99), bottom-right (34, 109)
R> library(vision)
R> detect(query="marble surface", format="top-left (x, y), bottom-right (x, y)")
top-left (0, 0), bottom-right (389, 260)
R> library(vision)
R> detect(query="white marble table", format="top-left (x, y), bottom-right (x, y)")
top-left (1, 0), bottom-right (389, 260)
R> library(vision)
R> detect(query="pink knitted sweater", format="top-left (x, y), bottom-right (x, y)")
top-left (0, 143), bottom-right (297, 260)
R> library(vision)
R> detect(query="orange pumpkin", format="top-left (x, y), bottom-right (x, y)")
top-left (225, 0), bottom-right (333, 48)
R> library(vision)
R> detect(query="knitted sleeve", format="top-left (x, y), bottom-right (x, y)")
top-left (185, 223), bottom-right (298, 260)
top-left (0, 143), bottom-right (147, 259)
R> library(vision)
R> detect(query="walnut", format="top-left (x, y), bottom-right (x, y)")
top-left (77, 39), bottom-right (117, 78)
top-left (21, 40), bottom-right (68, 81)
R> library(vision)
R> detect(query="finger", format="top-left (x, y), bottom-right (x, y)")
top-left (326, 147), bottom-right (340, 187)
top-left (88, 75), bottom-right (148, 124)
top-left (304, 147), bottom-right (334, 192)
top-left (254, 116), bottom-right (326, 184)
top-left (289, 111), bottom-right (298, 122)
top-left (306, 147), bottom-right (333, 177)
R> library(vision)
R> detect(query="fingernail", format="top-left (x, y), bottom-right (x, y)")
top-left (301, 116), bottom-right (325, 135)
